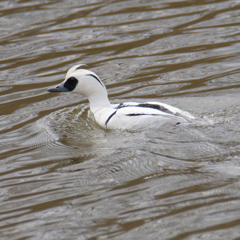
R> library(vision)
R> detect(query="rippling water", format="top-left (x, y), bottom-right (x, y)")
top-left (1, 0), bottom-right (240, 239)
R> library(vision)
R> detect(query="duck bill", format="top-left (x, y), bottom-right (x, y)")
top-left (48, 82), bottom-right (69, 92)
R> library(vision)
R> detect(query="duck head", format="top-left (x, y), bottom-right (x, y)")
top-left (48, 65), bottom-right (111, 112)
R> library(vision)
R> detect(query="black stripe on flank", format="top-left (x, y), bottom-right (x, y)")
top-left (105, 110), bottom-right (117, 128)
top-left (126, 113), bottom-right (160, 116)
top-left (87, 74), bottom-right (104, 87)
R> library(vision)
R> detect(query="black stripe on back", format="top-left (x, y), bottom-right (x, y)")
top-left (116, 103), bottom-right (173, 114)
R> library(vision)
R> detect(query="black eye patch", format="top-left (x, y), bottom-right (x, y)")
top-left (64, 77), bottom-right (78, 91)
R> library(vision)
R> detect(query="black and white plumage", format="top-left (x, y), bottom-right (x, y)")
top-left (48, 65), bottom-right (196, 130)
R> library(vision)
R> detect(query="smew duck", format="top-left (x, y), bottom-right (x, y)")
top-left (48, 65), bottom-right (196, 130)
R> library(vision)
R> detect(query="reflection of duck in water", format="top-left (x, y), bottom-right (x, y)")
top-left (48, 65), bottom-right (196, 130)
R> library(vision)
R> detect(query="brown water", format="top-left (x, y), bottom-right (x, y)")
top-left (1, 0), bottom-right (240, 239)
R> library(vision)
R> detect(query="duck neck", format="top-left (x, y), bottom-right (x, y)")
top-left (88, 90), bottom-right (111, 113)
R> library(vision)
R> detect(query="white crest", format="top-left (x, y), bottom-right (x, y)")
top-left (65, 64), bottom-right (87, 80)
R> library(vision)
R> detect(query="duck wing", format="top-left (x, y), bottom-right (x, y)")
top-left (94, 101), bottom-right (195, 130)
top-left (114, 101), bottom-right (195, 120)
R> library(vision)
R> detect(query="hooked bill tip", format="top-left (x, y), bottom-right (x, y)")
top-left (47, 87), bottom-right (58, 92)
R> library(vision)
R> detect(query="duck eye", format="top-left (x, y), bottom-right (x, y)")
top-left (64, 77), bottom-right (78, 91)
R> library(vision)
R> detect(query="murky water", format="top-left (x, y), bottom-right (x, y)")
top-left (1, 0), bottom-right (240, 239)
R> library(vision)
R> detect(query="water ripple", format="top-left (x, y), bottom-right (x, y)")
top-left (1, 0), bottom-right (240, 239)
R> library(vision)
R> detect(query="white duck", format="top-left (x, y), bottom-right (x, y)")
top-left (48, 65), bottom-right (196, 130)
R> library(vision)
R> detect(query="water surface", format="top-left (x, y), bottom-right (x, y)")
top-left (1, 0), bottom-right (240, 239)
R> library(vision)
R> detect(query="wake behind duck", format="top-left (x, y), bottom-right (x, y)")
top-left (48, 65), bottom-right (196, 130)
